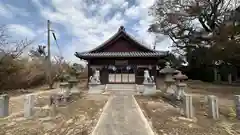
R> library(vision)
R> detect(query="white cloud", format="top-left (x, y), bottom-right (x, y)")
top-left (121, 1), bottom-right (128, 8)
top-left (125, 5), bottom-right (140, 19)
top-left (0, 2), bottom-right (30, 18)
top-left (30, 0), bottom-right (171, 63)
top-left (0, 3), bottom-right (12, 18)
top-left (136, 0), bottom-right (156, 9)
top-left (99, 3), bottom-right (112, 17)
top-left (111, 0), bottom-right (125, 5)
top-left (7, 24), bottom-right (36, 39)
top-left (5, 4), bottom-right (30, 17)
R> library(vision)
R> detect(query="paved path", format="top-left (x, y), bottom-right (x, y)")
top-left (91, 91), bottom-right (155, 135)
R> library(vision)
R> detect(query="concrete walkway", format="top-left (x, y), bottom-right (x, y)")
top-left (91, 91), bottom-right (155, 135)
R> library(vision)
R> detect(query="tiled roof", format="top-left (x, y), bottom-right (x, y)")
top-left (75, 51), bottom-right (167, 58)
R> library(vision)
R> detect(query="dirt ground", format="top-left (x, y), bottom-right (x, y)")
top-left (0, 79), bottom-right (88, 97)
top-left (4, 79), bottom-right (88, 115)
top-left (136, 80), bottom-right (240, 135)
top-left (0, 91), bottom-right (108, 135)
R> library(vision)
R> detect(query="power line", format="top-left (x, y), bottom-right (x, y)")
top-left (51, 31), bottom-right (63, 59)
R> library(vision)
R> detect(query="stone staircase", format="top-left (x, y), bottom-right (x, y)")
top-left (105, 84), bottom-right (136, 91)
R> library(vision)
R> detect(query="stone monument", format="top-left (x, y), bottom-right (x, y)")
top-left (159, 62), bottom-right (178, 93)
top-left (142, 69), bottom-right (156, 95)
top-left (89, 69), bottom-right (104, 94)
top-left (173, 71), bottom-right (188, 100)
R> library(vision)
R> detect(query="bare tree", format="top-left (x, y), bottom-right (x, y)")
top-left (0, 25), bottom-right (34, 89)
top-left (0, 25), bottom-right (33, 62)
top-left (149, 0), bottom-right (234, 50)
top-left (29, 45), bottom-right (67, 88)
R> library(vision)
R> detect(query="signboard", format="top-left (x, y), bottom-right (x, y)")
top-left (115, 60), bottom-right (128, 65)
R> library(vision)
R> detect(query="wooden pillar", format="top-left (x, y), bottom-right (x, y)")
top-left (152, 65), bottom-right (157, 83)
top-left (134, 65), bottom-right (137, 84)
top-left (214, 68), bottom-right (218, 82)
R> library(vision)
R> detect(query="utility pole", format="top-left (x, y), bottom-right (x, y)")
top-left (47, 20), bottom-right (52, 88)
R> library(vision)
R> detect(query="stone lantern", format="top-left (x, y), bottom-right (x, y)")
top-left (159, 62), bottom-right (178, 93)
top-left (59, 82), bottom-right (70, 97)
top-left (75, 71), bottom-right (81, 80)
top-left (173, 71), bottom-right (188, 100)
top-left (68, 77), bottom-right (80, 94)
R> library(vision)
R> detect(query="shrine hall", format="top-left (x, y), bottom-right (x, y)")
top-left (75, 26), bottom-right (168, 85)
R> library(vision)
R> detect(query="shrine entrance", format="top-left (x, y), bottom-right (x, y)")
top-left (108, 65), bottom-right (135, 83)
top-left (75, 26), bottom-right (167, 85)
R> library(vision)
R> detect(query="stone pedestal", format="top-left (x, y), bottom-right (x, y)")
top-left (183, 94), bottom-right (194, 119)
top-left (88, 83), bottom-right (105, 94)
top-left (0, 94), bottom-right (9, 117)
top-left (24, 94), bottom-right (35, 118)
top-left (143, 83), bottom-right (156, 96)
top-left (136, 85), bottom-right (144, 94)
top-left (234, 95), bottom-right (240, 119)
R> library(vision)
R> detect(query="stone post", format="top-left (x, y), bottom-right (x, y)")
top-left (208, 95), bottom-right (219, 119)
top-left (24, 94), bottom-right (35, 118)
top-left (0, 94), bottom-right (9, 117)
top-left (183, 94), bottom-right (194, 118)
top-left (234, 95), bottom-right (240, 119)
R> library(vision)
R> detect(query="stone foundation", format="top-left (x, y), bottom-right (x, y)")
top-left (143, 83), bottom-right (156, 96)
top-left (88, 84), bottom-right (105, 94)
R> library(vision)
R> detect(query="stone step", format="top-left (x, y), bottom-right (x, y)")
top-left (106, 84), bottom-right (136, 91)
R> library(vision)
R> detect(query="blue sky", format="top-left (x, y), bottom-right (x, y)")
top-left (0, 0), bottom-right (171, 64)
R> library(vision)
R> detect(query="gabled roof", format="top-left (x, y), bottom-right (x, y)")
top-left (75, 26), bottom-right (168, 59)
top-left (88, 26), bottom-right (155, 53)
